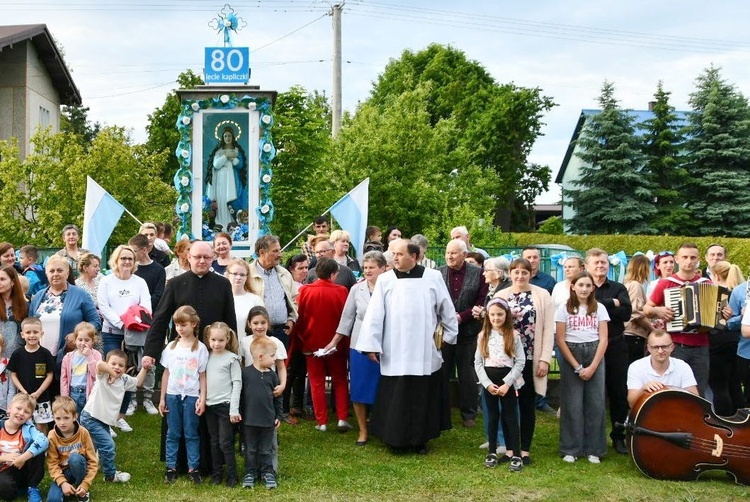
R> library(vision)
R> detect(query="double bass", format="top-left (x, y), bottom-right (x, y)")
top-left (625, 389), bottom-right (750, 485)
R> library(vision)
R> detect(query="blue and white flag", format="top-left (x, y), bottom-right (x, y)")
top-left (329, 178), bottom-right (369, 259)
top-left (82, 177), bottom-right (125, 256)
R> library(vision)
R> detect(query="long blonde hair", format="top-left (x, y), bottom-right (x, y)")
top-left (713, 261), bottom-right (745, 290)
top-left (203, 322), bottom-right (239, 354)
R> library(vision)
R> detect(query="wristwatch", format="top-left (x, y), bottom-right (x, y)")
top-left (574, 364), bottom-right (583, 374)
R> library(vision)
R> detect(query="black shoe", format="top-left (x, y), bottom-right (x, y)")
top-left (521, 455), bottom-right (532, 466)
top-left (164, 468), bottom-right (177, 484)
top-left (188, 469), bottom-right (202, 484)
top-left (498, 454), bottom-right (512, 464)
top-left (613, 439), bottom-right (628, 455)
top-left (415, 444), bottom-right (429, 455)
top-left (226, 476), bottom-right (238, 488)
top-left (211, 474), bottom-right (222, 485)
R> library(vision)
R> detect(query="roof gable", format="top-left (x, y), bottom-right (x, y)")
top-left (0, 24), bottom-right (82, 106)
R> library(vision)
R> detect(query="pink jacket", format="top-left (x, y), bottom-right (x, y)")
top-left (60, 349), bottom-right (103, 398)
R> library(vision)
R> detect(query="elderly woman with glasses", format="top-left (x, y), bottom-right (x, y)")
top-left (224, 258), bottom-right (264, 336)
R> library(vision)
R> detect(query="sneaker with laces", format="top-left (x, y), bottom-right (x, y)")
top-left (262, 472), bottom-right (277, 489)
top-left (143, 399), bottom-right (159, 415)
top-left (188, 469), bottom-right (202, 484)
top-left (105, 471), bottom-right (131, 483)
top-left (587, 455), bottom-right (601, 464)
top-left (164, 468), bottom-right (177, 484)
top-left (509, 456), bottom-right (523, 472)
top-left (242, 473), bottom-right (255, 488)
top-left (484, 453), bottom-right (498, 468)
top-left (27, 487), bottom-right (42, 502)
top-left (314, 424), bottom-right (327, 432)
top-left (115, 417), bottom-right (132, 432)
top-left (125, 400), bottom-right (137, 416)
top-left (562, 455), bottom-right (577, 463)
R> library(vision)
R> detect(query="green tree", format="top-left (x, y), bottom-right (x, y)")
top-left (564, 81), bottom-right (656, 235)
top-left (61, 105), bottom-right (101, 147)
top-left (270, 86), bottom-right (333, 245)
top-left (0, 128), bottom-right (173, 247)
top-left (145, 70), bottom-right (204, 184)
top-left (332, 85), bottom-right (499, 242)
top-left (641, 81), bottom-right (690, 234)
top-left (683, 66), bottom-right (750, 236)
top-left (367, 44), bottom-right (555, 231)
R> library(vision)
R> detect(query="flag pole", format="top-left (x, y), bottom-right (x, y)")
top-left (280, 208), bottom-right (331, 253)
top-left (123, 207), bottom-right (143, 227)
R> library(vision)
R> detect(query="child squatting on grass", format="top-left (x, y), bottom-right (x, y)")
top-left (0, 394), bottom-right (49, 502)
top-left (46, 396), bottom-right (99, 502)
top-left (160, 306), bottom-right (209, 485)
top-left (474, 298), bottom-right (526, 472)
top-left (79, 349), bottom-right (148, 484)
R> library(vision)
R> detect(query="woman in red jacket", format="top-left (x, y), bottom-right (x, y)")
top-left (293, 258), bottom-right (350, 432)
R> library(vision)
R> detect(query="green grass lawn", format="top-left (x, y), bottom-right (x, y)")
top-left (49, 406), bottom-right (749, 501)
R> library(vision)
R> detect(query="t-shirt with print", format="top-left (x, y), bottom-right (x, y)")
top-left (554, 302), bottom-right (610, 344)
top-left (70, 352), bottom-right (89, 388)
top-left (160, 341), bottom-right (209, 398)
top-left (0, 425), bottom-right (24, 472)
top-left (8, 346), bottom-right (55, 401)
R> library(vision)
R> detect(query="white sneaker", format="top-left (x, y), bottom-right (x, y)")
top-left (125, 401), bottom-right (137, 416)
top-left (587, 455), bottom-right (601, 464)
top-left (115, 418), bottom-right (133, 432)
top-left (109, 427), bottom-right (117, 438)
top-left (106, 471), bottom-right (131, 482)
top-left (143, 400), bottom-right (158, 415)
top-left (314, 424), bottom-right (327, 432)
top-left (496, 445), bottom-right (507, 455)
top-left (337, 420), bottom-right (353, 432)
top-left (562, 455), bottom-right (577, 463)
top-left (479, 441), bottom-right (489, 450)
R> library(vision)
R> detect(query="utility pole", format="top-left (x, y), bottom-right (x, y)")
top-left (332, 3), bottom-right (343, 137)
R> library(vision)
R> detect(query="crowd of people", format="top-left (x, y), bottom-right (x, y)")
top-left (0, 220), bottom-right (748, 499)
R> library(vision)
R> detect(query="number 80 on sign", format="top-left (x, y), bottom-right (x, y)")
top-left (204, 47), bottom-right (250, 84)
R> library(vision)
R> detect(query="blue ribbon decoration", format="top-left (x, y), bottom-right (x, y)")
top-left (608, 251), bottom-right (628, 282)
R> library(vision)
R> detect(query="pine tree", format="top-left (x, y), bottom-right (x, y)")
top-left (683, 66), bottom-right (750, 236)
top-left (564, 81), bottom-right (656, 234)
top-left (641, 81), bottom-right (690, 233)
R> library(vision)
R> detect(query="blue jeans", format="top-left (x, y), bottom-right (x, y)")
top-left (47, 452), bottom-right (87, 502)
top-left (80, 411), bottom-right (116, 478)
top-left (69, 386), bottom-right (87, 415)
top-left (165, 394), bottom-right (200, 470)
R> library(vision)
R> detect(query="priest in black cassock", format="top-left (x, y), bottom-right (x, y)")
top-left (141, 240), bottom-right (236, 474)
top-left (355, 239), bottom-right (458, 453)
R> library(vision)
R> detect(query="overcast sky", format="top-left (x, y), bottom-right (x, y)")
top-left (4, 1), bottom-right (750, 203)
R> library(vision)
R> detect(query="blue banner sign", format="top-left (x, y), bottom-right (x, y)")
top-left (204, 47), bottom-right (250, 84)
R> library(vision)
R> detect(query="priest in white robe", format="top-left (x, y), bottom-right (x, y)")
top-left (355, 239), bottom-right (458, 452)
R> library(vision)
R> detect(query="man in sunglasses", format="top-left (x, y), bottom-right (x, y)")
top-left (626, 329), bottom-right (698, 407)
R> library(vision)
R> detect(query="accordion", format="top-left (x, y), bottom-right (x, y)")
top-left (664, 283), bottom-right (729, 333)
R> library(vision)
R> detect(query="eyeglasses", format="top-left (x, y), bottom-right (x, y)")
top-left (228, 272), bottom-right (247, 278)
top-left (648, 343), bottom-right (673, 352)
top-left (190, 255), bottom-right (213, 261)
top-left (483, 268), bottom-right (498, 273)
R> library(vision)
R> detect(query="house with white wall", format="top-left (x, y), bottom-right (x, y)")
top-left (0, 24), bottom-right (81, 158)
